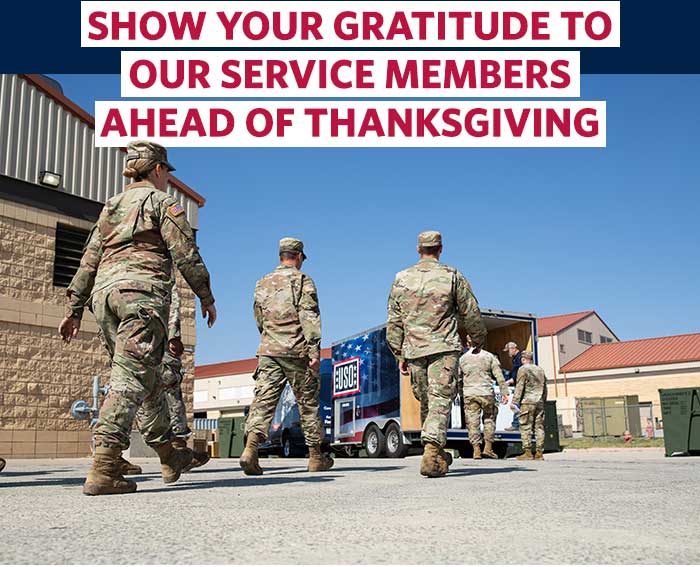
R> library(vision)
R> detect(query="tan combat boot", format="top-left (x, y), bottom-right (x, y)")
top-left (154, 441), bottom-right (193, 484)
top-left (534, 451), bottom-right (544, 460)
top-left (482, 441), bottom-right (498, 459)
top-left (83, 447), bottom-right (137, 496)
top-left (172, 437), bottom-right (210, 472)
top-left (239, 433), bottom-right (264, 476)
top-left (473, 444), bottom-right (482, 460)
top-left (308, 445), bottom-right (334, 472)
top-left (118, 456), bottom-right (142, 475)
top-left (516, 448), bottom-right (534, 460)
top-left (440, 448), bottom-right (453, 467)
top-left (420, 442), bottom-right (447, 478)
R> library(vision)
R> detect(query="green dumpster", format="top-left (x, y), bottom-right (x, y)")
top-left (229, 417), bottom-right (246, 458)
top-left (659, 388), bottom-right (700, 457)
top-left (218, 417), bottom-right (234, 458)
top-left (544, 400), bottom-right (561, 452)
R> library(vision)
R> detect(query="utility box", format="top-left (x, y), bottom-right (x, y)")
top-left (579, 396), bottom-right (642, 437)
top-left (218, 417), bottom-right (234, 458)
top-left (659, 388), bottom-right (700, 457)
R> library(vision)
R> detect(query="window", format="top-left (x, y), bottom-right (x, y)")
top-left (53, 223), bottom-right (90, 287)
top-left (600, 335), bottom-right (614, 344)
top-left (577, 329), bottom-right (593, 344)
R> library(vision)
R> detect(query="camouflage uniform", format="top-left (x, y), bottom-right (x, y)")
top-left (68, 180), bottom-right (214, 450)
top-left (460, 349), bottom-right (509, 447)
top-left (245, 239), bottom-right (323, 446)
top-left (513, 360), bottom-right (547, 453)
top-left (134, 284), bottom-right (191, 440)
top-left (387, 231), bottom-right (487, 448)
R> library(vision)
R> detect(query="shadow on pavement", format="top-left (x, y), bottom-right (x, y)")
top-left (327, 466), bottom-right (406, 473)
top-left (0, 469), bottom-right (72, 478)
top-left (447, 466), bottom-right (533, 477)
top-left (141, 473), bottom-right (338, 493)
top-left (0, 476), bottom-right (85, 488)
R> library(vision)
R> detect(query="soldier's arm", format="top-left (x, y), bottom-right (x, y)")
top-left (491, 355), bottom-right (509, 398)
top-left (66, 223), bottom-right (103, 320)
top-left (298, 275), bottom-right (321, 360)
top-left (454, 272), bottom-right (487, 349)
top-left (386, 279), bottom-right (404, 359)
top-left (168, 283), bottom-right (181, 340)
top-left (158, 196), bottom-right (215, 307)
top-left (512, 367), bottom-right (527, 404)
top-left (253, 283), bottom-right (264, 334)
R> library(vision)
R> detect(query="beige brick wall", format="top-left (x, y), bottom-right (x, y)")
top-left (0, 198), bottom-right (197, 458)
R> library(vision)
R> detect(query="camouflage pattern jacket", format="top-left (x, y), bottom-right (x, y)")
top-left (254, 265), bottom-right (321, 359)
top-left (460, 349), bottom-right (509, 398)
top-left (513, 363), bottom-right (548, 405)
top-left (67, 181), bottom-right (214, 320)
top-left (387, 258), bottom-right (487, 360)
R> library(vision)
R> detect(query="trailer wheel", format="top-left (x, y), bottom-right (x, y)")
top-left (384, 423), bottom-right (408, 458)
top-left (363, 424), bottom-right (386, 458)
top-left (493, 442), bottom-right (509, 459)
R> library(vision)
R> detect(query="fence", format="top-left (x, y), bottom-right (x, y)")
top-left (556, 403), bottom-right (661, 439)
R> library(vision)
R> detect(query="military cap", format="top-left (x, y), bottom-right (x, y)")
top-left (279, 237), bottom-right (307, 259)
top-left (521, 350), bottom-right (534, 360)
top-left (418, 230), bottom-right (442, 247)
top-left (126, 140), bottom-right (176, 172)
top-left (503, 341), bottom-right (518, 351)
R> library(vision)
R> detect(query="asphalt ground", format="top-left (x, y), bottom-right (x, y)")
top-left (1, 449), bottom-right (699, 564)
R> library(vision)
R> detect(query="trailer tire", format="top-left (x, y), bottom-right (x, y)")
top-left (384, 423), bottom-right (408, 458)
top-left (493, 442), bottom-right (509, 459)
top-left (363, 424), bottom-right (386, 458)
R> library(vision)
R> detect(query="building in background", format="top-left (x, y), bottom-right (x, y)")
top-left (0, 74), bottom-right (205, 458)
top-left (536, 310), bottom-right (618, 398)
top-left (194, 348), bottom-right (333, 419)
top-left (558, 333), bottom-right (700, 428)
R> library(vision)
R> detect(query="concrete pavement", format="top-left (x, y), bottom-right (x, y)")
top-left (1, 449), bottom-right (699, 564)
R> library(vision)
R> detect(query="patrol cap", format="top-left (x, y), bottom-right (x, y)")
top-left (521, 350), bottom-right (534, 360)
top-left (126, 140), bottom-right (176, 172)
top-left (418, 230), bottom-right (442, 247)
top-left (279, 237), bottom-right (307, 260)
top-left (503, 341), bottom-right (518, 351)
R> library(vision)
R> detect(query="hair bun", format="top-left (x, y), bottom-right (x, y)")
top-left (122, 166), bottom-right (138, 178)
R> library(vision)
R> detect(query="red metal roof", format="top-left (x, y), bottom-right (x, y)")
top-left (537, 310), bottom-right (596, 337)
top-left (561, 333), bottom-right (700, 373)
top-left (19, 74), bottom-right (206, 207)
top-left (195, 348), bottom-right (333, 379)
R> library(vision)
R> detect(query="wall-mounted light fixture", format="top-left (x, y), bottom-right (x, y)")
top-left (39, 170), bottom-right (62, 188)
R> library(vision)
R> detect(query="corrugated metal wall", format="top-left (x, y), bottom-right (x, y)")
top-left (0, 74), bottom-right (199, 228)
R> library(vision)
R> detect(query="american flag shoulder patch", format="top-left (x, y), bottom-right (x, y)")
top-left (167, 203), bottom-right (185, 217)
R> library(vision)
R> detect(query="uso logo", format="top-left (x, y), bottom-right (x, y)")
top-left (332, 357), bottom-right (360, 398)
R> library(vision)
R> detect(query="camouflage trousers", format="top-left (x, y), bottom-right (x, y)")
top-left (245, 356), bottom-right (323, 446)
top-left (92, 284), bottom-right (170, 450)
top-left (408, 351), bottom-right (460, 447)
top-left (465, 395), bottom-right (498, 447)
top-left (135, 352), bottom-right (191, 440)
top-left (519, 402), bottom-right (545, 452)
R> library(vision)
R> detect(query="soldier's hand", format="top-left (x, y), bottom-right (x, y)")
top-left (201, 302), bottom-right (217, 328)
top-left (399, 360), bottom-right (410, 375)
top-left (309, 358), bottom-right (320, 371)
top-left (169, 338), bottom-right (185, 357)
top-left (58, 317), bottom-right (81, 343)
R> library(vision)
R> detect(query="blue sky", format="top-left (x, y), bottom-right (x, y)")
top-left (52, 74), bottom-right (700, 364)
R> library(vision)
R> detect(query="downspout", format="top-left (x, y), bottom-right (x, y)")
top-left (550, 335), bottom-right (559, 397)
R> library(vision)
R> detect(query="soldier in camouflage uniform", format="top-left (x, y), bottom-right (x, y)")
top-left (122, 283), bottom-right (209, 476)
top-left (240, 238), bottom-right (334, 476)
top-left (58, 141), bottom-right (217, 496)
top-left (387, 231), bottom-right (487, 477)
top-left (510, 351), bottom-right (547, 460)
top-left (460, 347), bottom-right (509, 459)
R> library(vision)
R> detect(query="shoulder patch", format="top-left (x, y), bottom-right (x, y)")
top-left (167, 203), bottom-right (185, 218)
